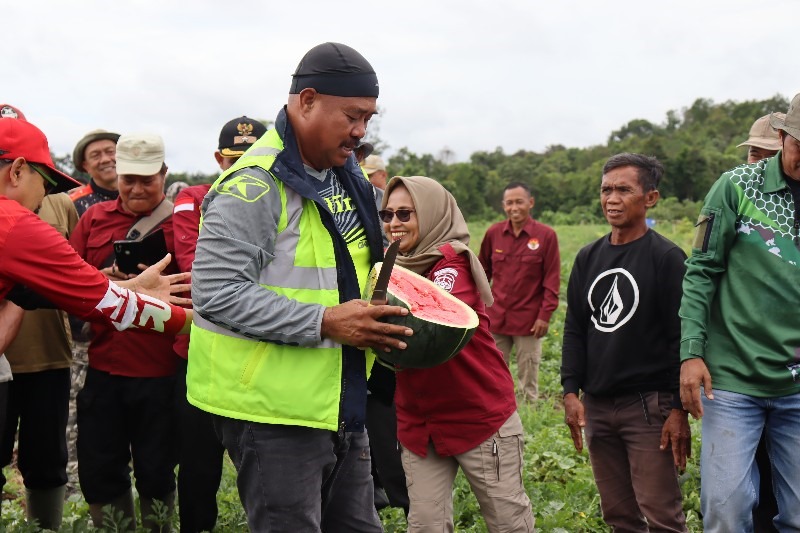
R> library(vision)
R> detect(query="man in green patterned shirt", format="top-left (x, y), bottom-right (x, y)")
top-left (679, 92), bottom-right (800, 532)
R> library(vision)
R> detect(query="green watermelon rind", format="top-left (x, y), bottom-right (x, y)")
top-left (365, 262), bottom-right (479, 369)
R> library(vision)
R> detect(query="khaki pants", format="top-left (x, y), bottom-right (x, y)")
top-left (492, 334), bottom-right (542, 403)
top-left (401, 412), bottom-right (534, 533)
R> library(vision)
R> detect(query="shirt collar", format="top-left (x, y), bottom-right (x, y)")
top-left (501, 216), bottom-right (535, 236)
top-left (90, 179), bottom-right (119, 199)
top-left (114, 195), bottom-right (165, 217)
top-left (764, 152), bottom-right (789, 193)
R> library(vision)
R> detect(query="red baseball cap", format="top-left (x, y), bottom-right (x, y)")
top-left (0, 118), bottom-right (82, 194)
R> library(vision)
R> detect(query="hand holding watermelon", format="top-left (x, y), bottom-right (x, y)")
top-left (321, 299), bottom-right (413, 352)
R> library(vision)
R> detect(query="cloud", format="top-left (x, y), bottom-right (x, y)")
top-left (5, 0), bottom-right (799, 173)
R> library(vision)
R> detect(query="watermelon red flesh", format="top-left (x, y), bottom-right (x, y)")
top-left (389, 272), bottom-right (470, 324)
top-left (366, 262), bottom-right (479, 369)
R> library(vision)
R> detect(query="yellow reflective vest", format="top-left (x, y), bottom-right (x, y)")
top-left (187, 116), bottom-right (383, 432)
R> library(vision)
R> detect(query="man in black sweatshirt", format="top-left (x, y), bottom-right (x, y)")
top-left (561, 153), bottom-right (690, 532)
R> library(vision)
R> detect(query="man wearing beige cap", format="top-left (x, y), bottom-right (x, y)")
top-left (70, 133), bottom-right (178, 531)
top-left (361, 153), bottom-right (387, 190)
top-left (680, 92), bottom-right (800, 532)
top-left (738, 113), bottom-right (785, 164)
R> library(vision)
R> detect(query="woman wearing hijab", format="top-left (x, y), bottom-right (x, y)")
top-left (380, 176), bottom-right (534, 532)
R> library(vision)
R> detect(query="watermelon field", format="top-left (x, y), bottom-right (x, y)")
top-left (0, 221), bottom-right (703, 532)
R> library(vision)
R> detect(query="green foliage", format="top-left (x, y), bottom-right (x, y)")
top-left (165, 171), bottom-right (217, 189)
top-left (387, 95), bottom-right (789, 223)
top-left (649, 197), bottom-right (704, 224)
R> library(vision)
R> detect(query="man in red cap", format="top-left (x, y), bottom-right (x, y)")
top-left (0, 118), bottom-right (192, 372)
top-left (0, 105), bottom-right (80, 530)
top-left (0, 120), bottom-right (192, 528)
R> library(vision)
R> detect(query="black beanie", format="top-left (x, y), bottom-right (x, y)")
top-left (290, 42), bottom-right (379, 98)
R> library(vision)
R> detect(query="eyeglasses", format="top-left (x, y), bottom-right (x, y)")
top-left (28, 163), bottom-right (58, 194)
top-left (378, 209), bottom-right (415, 223)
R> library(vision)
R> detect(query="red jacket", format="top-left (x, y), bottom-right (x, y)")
top-left (70, 197), bottom-right (178, 377)
top-left (479, 217), bottom-right (560, 335)
top-left (171, 184), bottom-right (211, 358)
top-left (395, 244), bottom-right (517, 457)
top-left (0, 196), bottom-right (185, 336)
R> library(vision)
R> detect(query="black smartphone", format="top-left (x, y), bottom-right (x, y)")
top-left (113, 228), bottom-right (168, 275)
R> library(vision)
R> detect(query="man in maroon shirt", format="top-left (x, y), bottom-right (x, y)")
top-left (171, 115), bottom-right (265, 533)
top-left (70, 133), bottom-right (179, 531)
top-left (479, 182), bottom-right (560, 402)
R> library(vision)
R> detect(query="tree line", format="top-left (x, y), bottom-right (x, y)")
top-left (384, 94), bottom-right (789, 224)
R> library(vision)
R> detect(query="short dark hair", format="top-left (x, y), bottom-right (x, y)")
top-left (503, 182), bottom-right (532, 196)
top-left (602, 153), bottom-right (663, 192)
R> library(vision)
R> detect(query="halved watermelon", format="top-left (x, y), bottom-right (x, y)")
top-left (364, 262), bottom-right (479, 369)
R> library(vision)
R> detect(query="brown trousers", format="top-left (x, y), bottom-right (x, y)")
top-left (584, 392), bottom-right (687, 532)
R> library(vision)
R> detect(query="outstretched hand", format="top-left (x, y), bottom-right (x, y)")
top-left (118, 254), bottom-right (192, 307)
top-left (321, 299), bottom-right (413, 352)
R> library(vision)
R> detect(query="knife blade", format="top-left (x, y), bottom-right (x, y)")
top-left (370, 239), bottom-right (401, 305)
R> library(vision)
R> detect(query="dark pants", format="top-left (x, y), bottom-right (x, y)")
top-left (0, 382), bottom-right (7, 453)
top-left (214, 417), bottom-right (382, 533)
top-left (366, 394), bottom-right (409, 514)
top-left (754, 432), bottom-right (779, 532)
top-left (584, 392), bottom-right (687, 532)
top-left (77, 368), bottom-right (177, 503)
top-left (0, 368), bottom-right (69, 489)
top-left (175, 358), bottom-right (225, 533)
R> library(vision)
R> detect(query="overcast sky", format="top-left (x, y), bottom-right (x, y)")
top-left (5, 1), bottom-right (799, 175)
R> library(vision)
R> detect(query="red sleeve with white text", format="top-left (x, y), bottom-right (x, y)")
top-left (0, 200), bottom-right (185, 335)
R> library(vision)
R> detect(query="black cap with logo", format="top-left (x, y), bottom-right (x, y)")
top-left (218, 116), bottom-right (268, 157)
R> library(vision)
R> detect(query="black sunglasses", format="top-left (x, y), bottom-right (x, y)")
top-left (378, 209), bottom-right (415, 223)
top-left (29, 163), bottom-right (58, 194)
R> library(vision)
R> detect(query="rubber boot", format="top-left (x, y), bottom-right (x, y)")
top-left (140, 490), bottom-right (175, 533)
top-left (25, 485), bottom-right (66, 531)
top-left (88, 487), bottom-right (137, 531)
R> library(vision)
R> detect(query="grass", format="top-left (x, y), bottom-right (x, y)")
top-left (0, 220), bottom-right (702, 531)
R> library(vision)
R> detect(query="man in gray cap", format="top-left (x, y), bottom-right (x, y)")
top-left (186, 42), bottom-right (412, 531)
top-left (69, 129), bottom-right (120, 217)
top-left (738, 113), bottom-right (785, 164)
top-left (680, 92), bottom-right (800, 531)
